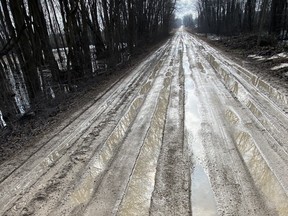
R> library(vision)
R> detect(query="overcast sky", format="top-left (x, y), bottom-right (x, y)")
top-left (175, 0), bottom-right (197, 19)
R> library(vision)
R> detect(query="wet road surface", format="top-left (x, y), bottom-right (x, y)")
top-left (1, 30), bottom-right (288, 215)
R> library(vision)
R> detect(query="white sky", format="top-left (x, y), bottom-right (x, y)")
top-left (175, 0), bottom-right (197, 19)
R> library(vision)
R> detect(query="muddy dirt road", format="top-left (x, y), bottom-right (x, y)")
top-left (1, 29), bottom-right (288, 216)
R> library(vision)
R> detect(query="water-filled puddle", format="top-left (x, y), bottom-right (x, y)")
top-left (230, 81), bottom-right (238, 96)
top-left (140, 81), bottom-right (152, 95)
top-left (246, 100), bottom-right (269, 127)
top-left (225, 109), bottom-right (239, 125)
top-left (192, 165), bottom-right (217, 216)
top-left (236, 131), bottom-right (288, 215)
top-left (197, 62), bottom-right (205, 73)
top-left (183, 46), bottom-right (217, 216)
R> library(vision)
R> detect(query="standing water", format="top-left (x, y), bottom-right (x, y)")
top-left (183, 44), bottom-right (217, 216)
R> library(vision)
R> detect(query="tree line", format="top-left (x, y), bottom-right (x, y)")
top-left (0, 0), bottom-right (176, 126)
top-left (196, 0), bottom-right (288, 40)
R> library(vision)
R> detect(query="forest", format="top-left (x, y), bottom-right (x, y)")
top-left (0, 0), bottom-right (176, 127)
top-left (196, 0), bottom-right (288, 40)
top-left (1, 0), bottom-right (288, 129)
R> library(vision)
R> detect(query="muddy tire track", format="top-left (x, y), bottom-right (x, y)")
top-left (150, 38), bottom-right (191, 216)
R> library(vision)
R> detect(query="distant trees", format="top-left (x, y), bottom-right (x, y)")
top-left (196, 0), bottom-right (288, 39)
top-left (183, 14), bottom-right (195, 28)
top-left (0, 0), bottom-right (176, 125)
top-left (172, 17), bottom-right (183, 28)
top-left (270, 0), bottom-right (287, 36)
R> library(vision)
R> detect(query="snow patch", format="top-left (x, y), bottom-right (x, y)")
top-left (50, 87), bottom-right (56, 99)
top-left (248, 54), bottom-right (265, 61)
top-left (278, 52), bottom-right (288, 58)
top-left (271, 63), bottom-right (288, 71)
top-left (208, 35), bottom-right (221, 41)
top-left (0, 110), bottom-right (7, 128)
top-left (267, 55), bottom-right (279, 60)
top-left (268, 52), bottom-right (288, 60)
top-left (249, 52), bottom-right (288, 61)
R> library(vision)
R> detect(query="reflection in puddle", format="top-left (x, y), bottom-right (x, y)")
top-left (221, 68), bottom-right (231, 83)
top-left (246, 101), bottom-right (262, 118)
top-left (197, 62), bottom-right (205, 73)
top-left (246, 100), bottom-right (269, 127)
top-left (192, 165), bottom-right (217, 216)
top-left (225, 109), bottom-right (239, 125)
top-left (236, 132), bottom-right (288, 215)
top-left (72, 176), bottom-right (94, 205)
top-left (140, 81), bottom-right (152, 95)
top-left (230, 81), bottom-right (238, 96)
